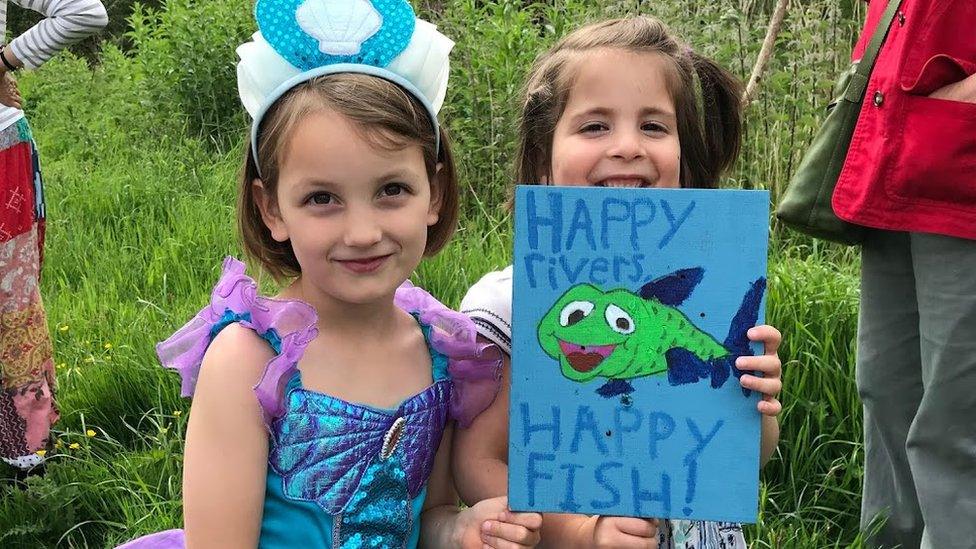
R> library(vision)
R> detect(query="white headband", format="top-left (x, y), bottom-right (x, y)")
top-left (237, 0), bottom-right (454, 176)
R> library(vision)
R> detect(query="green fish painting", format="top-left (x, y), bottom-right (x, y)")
top-left (536, 268), bottom-right (765, 398)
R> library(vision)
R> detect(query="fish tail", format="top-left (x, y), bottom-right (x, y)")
top-left (722, 277), bottom-right (767, 395)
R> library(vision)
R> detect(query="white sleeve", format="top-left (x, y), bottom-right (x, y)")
top-left (7, 0), bottom-right (108, 69)
top-left (460, 265), bottom-right (513, 356)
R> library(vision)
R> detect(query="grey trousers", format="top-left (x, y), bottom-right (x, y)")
top-left (857, 230), bottom-right (976, 549)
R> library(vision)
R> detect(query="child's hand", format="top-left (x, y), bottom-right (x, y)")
top-left (0, 72), bottom-right (21, 109)
top-left (737, 325), bottom-right (783, 416)
top-left (591, 516), bottom-right (660, 548)
top-left (456, 496), bottom-right (542, 548)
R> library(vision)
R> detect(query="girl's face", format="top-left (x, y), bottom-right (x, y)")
top-left (258, 109), bottom-right (440, 306)
top-left (548, 48), bottom-right (681, 188)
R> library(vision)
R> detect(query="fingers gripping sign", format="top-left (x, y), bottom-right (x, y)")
top-left (457, 496), bottom-right (543, 548)
top-left (736, 325), bottom-right (783, 416)
top-left (593, 515), bottom-right (660, 549)
top-left (480, 508), bottom-right (544, 548)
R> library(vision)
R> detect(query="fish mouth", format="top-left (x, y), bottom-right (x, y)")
top-left (558, 340), bottom-right (617, 373)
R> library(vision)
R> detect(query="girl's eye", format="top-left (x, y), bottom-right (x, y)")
top-left (580, 122), bottom-right (609, 134)
top-left (642, 122), bottom-right (669, 134)
top-left (380, 183), bottom-right (408, 197)
top-left (308, 192), bottom-right (334, 205)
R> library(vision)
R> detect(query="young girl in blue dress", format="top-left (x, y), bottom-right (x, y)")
top-left (119, 1), bottom-right (542, 547)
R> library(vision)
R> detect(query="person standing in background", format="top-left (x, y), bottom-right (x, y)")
top-left (831, 1), bottom-right (976, 547)
top-left (0, 0), bottom-right (107, 474)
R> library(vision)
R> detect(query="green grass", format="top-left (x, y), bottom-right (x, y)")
top-left (1, 0), bottom-right (874, 546)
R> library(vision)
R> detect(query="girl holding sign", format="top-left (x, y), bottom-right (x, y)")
top-left (456, 16), bottom-right (783, 549)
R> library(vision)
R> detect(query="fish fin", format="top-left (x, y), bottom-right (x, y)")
top-left (638, 267), bottom-right (705, 306)
top-left (709, 356), bottom-right (732, 389)
top-left (667, 348), bottom-right (740, 390)
top-left (596, 379), bottom-right (634, 398)
top-left (666, 347), bottom-right (711, 385)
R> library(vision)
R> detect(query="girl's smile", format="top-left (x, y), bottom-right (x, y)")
top-left (333, 253), bottom-right (394, 274)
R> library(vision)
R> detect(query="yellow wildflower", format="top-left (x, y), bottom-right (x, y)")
top-left (69, 442), bottom-right (80, 450)
top-left (59, 325), bottom-right (69, 332)
top-left (104, 342), bottom-right (112, 350)
top-left (55, 439), bottom-right (63, 449)
top-left (173, 410), bottom-right (183, 417)
top-left (35, 450), bottom-right (46, 457)
top-left (86, 429), bottom-right (96, 438)
top-left (84, 356), bottom-right (95, 363)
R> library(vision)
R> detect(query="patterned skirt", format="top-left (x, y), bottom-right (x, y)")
top-left (0, 117), bottom-right (57, 468)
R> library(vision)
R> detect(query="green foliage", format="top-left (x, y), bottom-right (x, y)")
top-left (753, 249), bottom-right (865, 547)
top-left (126, 0), bottom-right (253, 149)
top-left (1, 414), bottom-right (185, 547)
top-left (1, 0), bottom-right (876, 546)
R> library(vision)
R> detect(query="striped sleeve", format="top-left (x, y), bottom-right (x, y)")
top-left (7, 0), bottom-right (108, 69)
top-left (460, 266), bottom-right (513, 356)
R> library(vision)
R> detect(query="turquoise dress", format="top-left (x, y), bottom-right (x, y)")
top-left (119, 258), bottom-right (502, 549)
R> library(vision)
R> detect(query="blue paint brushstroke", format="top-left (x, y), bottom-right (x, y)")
top-left (638, 267), bottom-right (704, 306)
top-left (596, 379), bottom-right (635, 398)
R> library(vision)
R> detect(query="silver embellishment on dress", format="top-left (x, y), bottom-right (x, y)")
top-left (331, 514), bottom-right (343, 549)
top-left (380, 417), bottom-right (406, 460)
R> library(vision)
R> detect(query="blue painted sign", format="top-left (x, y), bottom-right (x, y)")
top-left (508, 186), bottom-right (769, 523)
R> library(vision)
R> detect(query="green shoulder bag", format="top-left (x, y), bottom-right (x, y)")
top-left (775, 0), bottom-right (902, 244)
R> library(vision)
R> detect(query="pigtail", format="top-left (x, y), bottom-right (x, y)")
top-left (510, 49), bottom-right (574, 209)
top-left (689, 51), bottom-right (744, 185)
top-left (515, 84), bottom-right (554, 185)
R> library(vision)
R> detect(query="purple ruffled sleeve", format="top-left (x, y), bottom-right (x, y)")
top-left (394, 281), bottom-right (502, 428)
top-left (155, 257), bottom-right (319, 425)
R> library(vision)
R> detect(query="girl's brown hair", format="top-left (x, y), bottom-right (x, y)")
top-left (515, 16), bottom-right (742, 190)
top-left (239, 73), bottom-right (459, 280)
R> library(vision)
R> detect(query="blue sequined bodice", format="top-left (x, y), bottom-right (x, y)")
top-left (258, 322), bottom-right (451, 548)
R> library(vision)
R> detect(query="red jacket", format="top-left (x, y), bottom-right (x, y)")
top-left (832, 0), bottom-right (976, 240)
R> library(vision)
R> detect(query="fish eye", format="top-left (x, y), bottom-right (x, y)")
top-left (605, 304), bottom-right (635, 335)
top-left (560, 301), bottom-right (594, 327)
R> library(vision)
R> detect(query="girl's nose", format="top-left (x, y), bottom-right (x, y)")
top-left (608, 129), bottom-right (645, 161)
top-left (342, 210), bottom-right (383, 248)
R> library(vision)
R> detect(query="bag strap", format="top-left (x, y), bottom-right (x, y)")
top-left (844, 0), bottom-right (904, 102)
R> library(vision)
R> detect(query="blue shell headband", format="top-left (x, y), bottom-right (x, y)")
top-left (237, 0), bottom-right (454, 177)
